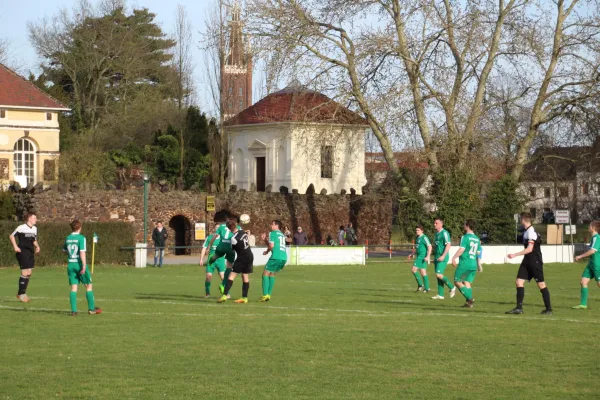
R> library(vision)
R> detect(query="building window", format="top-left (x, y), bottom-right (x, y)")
top-left (0, 109), bottom-right (5, 118)
top-left (239, 87), bottom-right (243, 97)
top-left (529, 208), bottom-right (537, 220)
top-left (529, 187), bottom-right (536, 198)
top-left (228, 86), bottom-right (233, 96)
top-left (544, 187), bottom-right (551, 198)
top-left (239, 100), bottom-right (244, 110)
top-left (558, 186), bottom-right (569, 198)
top-left (46, 112), bottom-right (52, 121)
top-left (321, 146), bottom-right (333, 178)
top-left (14, 138), bottom-right (36, 186)
top-left (582, 182), bottom-right (590, 195)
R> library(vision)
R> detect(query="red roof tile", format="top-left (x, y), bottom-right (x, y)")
top-left (0, 64), bottom-right (69, 110)
top-left (226, 86), bottom-right (367, 126)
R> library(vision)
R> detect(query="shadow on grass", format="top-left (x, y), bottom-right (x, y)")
top-left (363, 300), bottom-right (497, 314)
top-left (1, 307), bottom-right (68, 316)
top-left (135, 293), bottom-right (219, 303)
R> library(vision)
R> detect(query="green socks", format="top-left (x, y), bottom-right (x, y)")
top-left (86, 290), bottom-right (95, 311)
top-left (581, 287), bottom-right (589, 306)
top-left (423, 275), bottom-right (430, 291)
top-left (442, 276), bottom-right (454, 290)
top-left (70, 291), bottom-right (77, 312)
top-left (459, 287), bottom-right (473, 301)
top-left (268, 276), bottom-right (276, 296)
top-left (205, 281), bottom-right (211, 295)
top-left (413, 272), bottom-right (423, 287)
top-left (262, 275), bottom-right (270, 296)
top-left (437, 278), bottom-right (444, 296)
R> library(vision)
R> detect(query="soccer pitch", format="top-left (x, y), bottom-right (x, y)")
top-left (0, 262), bottom-right (598, 399)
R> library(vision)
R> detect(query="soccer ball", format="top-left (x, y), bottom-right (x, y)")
top-left (240, 214), bottom-right (250, 224)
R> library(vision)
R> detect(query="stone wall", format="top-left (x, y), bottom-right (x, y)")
top-left (20, 187), bottom-right (392, 248)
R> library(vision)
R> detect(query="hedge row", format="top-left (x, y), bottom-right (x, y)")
top-left (0, 222), bottom-right (135, 267)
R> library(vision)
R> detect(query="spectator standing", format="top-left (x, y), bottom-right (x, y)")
top-left (345, 223), bottom-right (357, 245)
top-left (247, 230), bottom-right (256, 247)
top-left (293, 226), bottom-right (308, 245)
top-left (152, 221), bottom-right (168, 267)
top-left (338, 226), bottom-right (346, 245)
top-left (283, 226), bottom-right (293, 246)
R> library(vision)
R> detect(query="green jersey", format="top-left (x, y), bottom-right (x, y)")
top-left (434, 229), bottom-right (451, 261)
top-left (459, 233), bottom-right (482, 270)
top-left (64, 233), bottom-right (86, 267)
top-left (204, 234), bottom-right (220, 253)
top-left (590, 233), bottom-right (600, 267)
top-left (269, 230), bottom-right (287, 261)
top-left (215, 223), bottom-right (240, 244)
top-left (415, 234), bottom-right (431, 258)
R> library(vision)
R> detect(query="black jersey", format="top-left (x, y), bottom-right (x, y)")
top-left (231, 230), bottom-right (253, 259)
top-left (522, 226), bottom-right (543, 264)
top-left (12, 224), bottom-right (37, 252)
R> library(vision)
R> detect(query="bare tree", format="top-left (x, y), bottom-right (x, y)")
top-left (0, 37), bottom-right (8, 65)
top-left (511, 0), bottom-right (600, 181)
top-left (172, 4), bottom-right (195, 180)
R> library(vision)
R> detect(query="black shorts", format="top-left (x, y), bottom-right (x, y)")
top-left (232, 255), bottom-right (253, 274)
top-left (517, 261), bottom-right (544, 283)
top-left (16, 251), bottom-right (35, 270)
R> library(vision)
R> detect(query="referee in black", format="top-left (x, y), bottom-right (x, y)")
top-left (506, 212), bottom-right (553, 315)
top-left (217, 220), bottom-right (254, 303)
top-left (9, 213), bottom-right (41, 303)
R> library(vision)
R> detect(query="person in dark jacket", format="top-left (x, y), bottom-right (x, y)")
top-left (293, 226), bottom-right (308, 245)
top-left (152, 221), bottom-right (168, 267)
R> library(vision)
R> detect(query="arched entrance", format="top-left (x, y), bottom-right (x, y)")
top-left (169, 215), bottom-right (192, 255)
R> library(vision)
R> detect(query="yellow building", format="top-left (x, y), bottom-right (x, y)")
top-left (0, 64), bottom-right (68, 187)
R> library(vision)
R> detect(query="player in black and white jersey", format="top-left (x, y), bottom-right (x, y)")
top-left (9, 213), bottom-right (41, 302)
top-left (217, 220), bottom-right (254, 304)
top-left (506, 212), bottom-right (553, 315)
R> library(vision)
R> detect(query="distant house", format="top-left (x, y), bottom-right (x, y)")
top-left (520, 140), bottom-right (600, 223)
top-left (226, 84), bottom-right (368, 194)
top-left (0, 64), bottom-right (69, 187)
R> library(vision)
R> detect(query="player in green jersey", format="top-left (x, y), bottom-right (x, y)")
top-left (572, 221), bottom-right (600, 309)
top-left (451, 220), bottom-right (482, 308)
top-left (431, 218), bottom-right (456, 300)
top-left (203, 212), bottom-right (241, 298)
top-left (62, 220), bottom-right (101, 316)
top-left (407, 225), bottom-right (432, 292)
top-left (200, 228), bottom-right (226, 298)
top-left (260, 220), bottom-right (288, 302)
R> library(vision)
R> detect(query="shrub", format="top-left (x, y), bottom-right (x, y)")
top-left (0, 222), bottom-right (135, 267)
top-left (481, 176), bottom-right (525, 243)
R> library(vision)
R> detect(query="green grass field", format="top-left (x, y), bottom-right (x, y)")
top-left (1, 261), bottom-right (599, 399)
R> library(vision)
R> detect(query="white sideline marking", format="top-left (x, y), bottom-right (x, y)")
top-left (1, 303), bottom-right (598, 324)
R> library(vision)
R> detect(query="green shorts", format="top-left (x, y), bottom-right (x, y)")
top-left (434, 260), bottom-right (448, 274)
top-left (215, 243), bottom-right (235, 264)
top-left (582, 263), bottom-right (600, 281)
top-left (68, 264), bottom-right (92, 285)
top-left (454, 267), bottom-right (476, 283)
top-left (265, 259), bottom-right (286, 273)
top-left (413, 257), bottom-right (427, 269)
top-left (206, 253), bottom-right (226, 274)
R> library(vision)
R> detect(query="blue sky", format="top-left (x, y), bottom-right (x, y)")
top-left (0, 0), bottom-right (219, 112)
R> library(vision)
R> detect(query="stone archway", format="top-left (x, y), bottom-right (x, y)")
top-left (169, 215), bottom-right (192, 255)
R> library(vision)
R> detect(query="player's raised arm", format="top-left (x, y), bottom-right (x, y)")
top-left (508, 241), bottom-right (534, 259)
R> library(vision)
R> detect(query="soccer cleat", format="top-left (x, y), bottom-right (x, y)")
top-left (423, 289), bottom-right (431, 293)
top-left (540, 309), bottom-right (553, 315)
top-left (415, 286), bottom-right (424, 292)
top-left (449, 287), bottom-right (456, 298)
top-left (572, 304), bottom-right (588, 310)
top-left (461, 299), bottom-right (474, 308)
top-left (88, 308), bottom-right (102, 315)
top-left (234, 298), bottom-right (248, 304)
top-left (505, 308), bottom-right (523, 315)
top-left (260, 295), bottom-right (271, 302)
top-left (431, 295), bottom-right (444, 300)
top-left (219, 284), bottom-right (225, 295)
top-left (70, 312), bottom-right (78, 316)
top-left (16, 294), bottom-right (29, 303)
top-left (204, 294), bottom-right (211, 298)
top-left (226, 294), bottom-right (231, 299)
top-left (217, 295), bottom-right (228, 303)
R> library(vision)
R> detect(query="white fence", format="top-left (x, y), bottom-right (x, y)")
top-left (448, 245), bottom-right (575, 265)
top-left (249, 246), bottom-right (366, 266)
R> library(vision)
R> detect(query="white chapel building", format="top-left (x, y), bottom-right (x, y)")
top-left (226, 85), bottom-right (368, 194)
